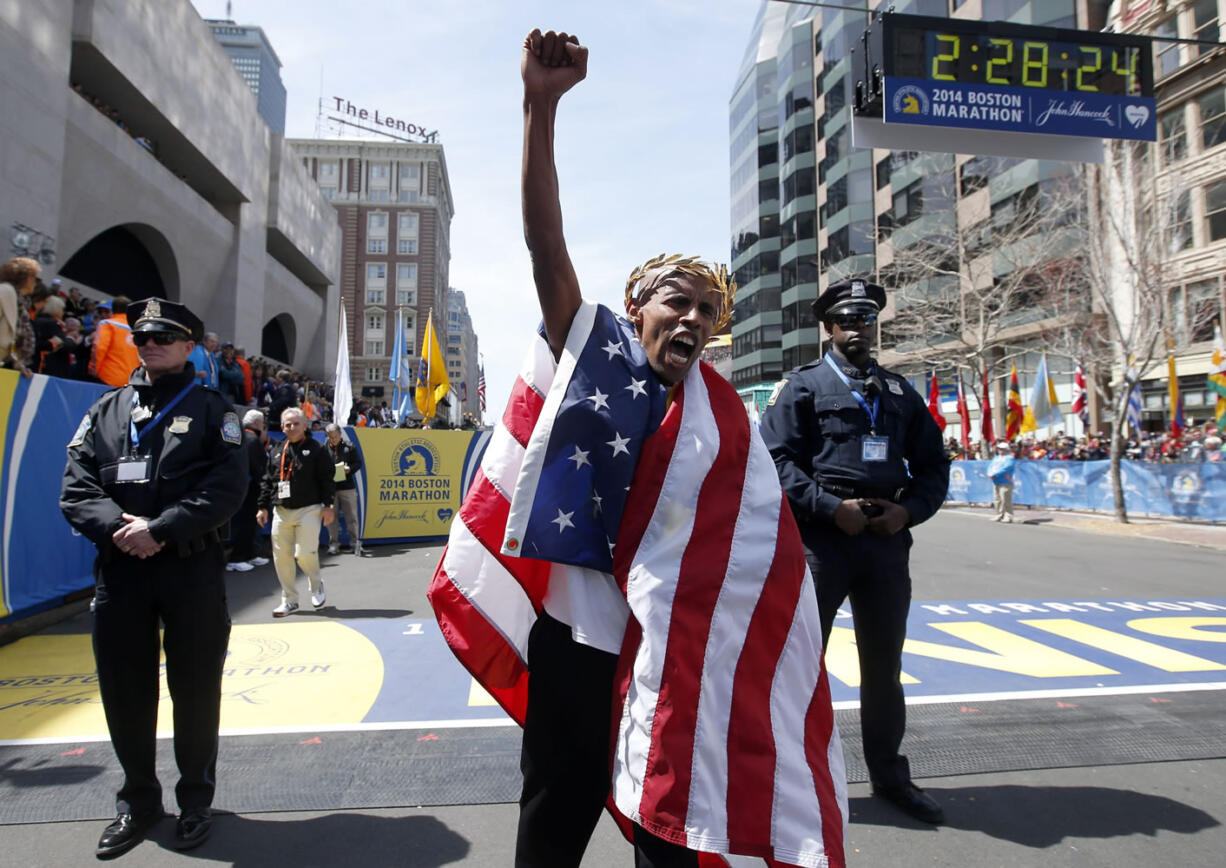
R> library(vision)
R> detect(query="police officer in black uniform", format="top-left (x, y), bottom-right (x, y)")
top-left (760, 278), bottom-right (949, 824)
top-left (60, 298), bottom-right (247, 858)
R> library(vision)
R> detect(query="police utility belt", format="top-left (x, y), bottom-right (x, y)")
top-left (817, 477), bottom-right (905, 503)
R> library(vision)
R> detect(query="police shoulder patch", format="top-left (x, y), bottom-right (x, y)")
top-left (221, 412), bottom-right (241, 445)
top-left (68, 413), bottom-right (92, 448)
top-left (767, 378), bottom-right (789, 407)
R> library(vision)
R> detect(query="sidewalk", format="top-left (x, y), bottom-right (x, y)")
top-left (946, 504), bottom-right (1226, 550)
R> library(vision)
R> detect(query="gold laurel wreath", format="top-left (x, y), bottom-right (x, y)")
top-left (623, 253), bottom-right (737, 332)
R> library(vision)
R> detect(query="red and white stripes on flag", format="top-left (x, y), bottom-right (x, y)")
top-left (429, 327), bottom-right (847, 867)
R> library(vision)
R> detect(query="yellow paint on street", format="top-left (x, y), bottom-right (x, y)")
top-left (468, 678), bottom-right (498, 706)
top-left (1127, 616), bottom-right (1226, 644)
top-left (904, 622), bottom-right (1118, 677)
top-left (0, 623), bottom-right (383, 741)
top-left (824, 626), bottom-right (919, 687)
top-left (1020, 619), bottom-right (1226, 672)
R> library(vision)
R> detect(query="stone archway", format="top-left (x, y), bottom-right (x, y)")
top-left (58, 222), bottom-right (179, 300)
top-left (261, 313), bottom-right (296, 365)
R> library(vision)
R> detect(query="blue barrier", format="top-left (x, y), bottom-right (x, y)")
top-left (949, 460), bottom-right (1226, 521)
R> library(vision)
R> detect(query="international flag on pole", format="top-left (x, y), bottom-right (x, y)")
top-left (927, 371), bottom-right (946, 431)
top-left (1021, 353), bottom-right (1062, 433)
top-left (980, 369), bottom-right (995, 444)
top-left (1006, 363), bottom-right (1024, 440)
top-left (1071, 364), bottom-right (1088, 425)
top-left (1209, 322), bottom-right (1226, 434)
top-left (332, 300), bottom-right (353, 428)
top-left (1126, 377), bottom-right (1144, 434)
top-left (388, 308), bottom-right (414, 423)
top-left (415, 310), bottom-right (450, 419)
top-left (477, 361), bottom-right (487, 415)
top-left (427, 302), bottom-right (847, 867)
top-left (956, 372), bottom-right (971, 451)
top-left (1167, 344), bottom-right (1184, 438)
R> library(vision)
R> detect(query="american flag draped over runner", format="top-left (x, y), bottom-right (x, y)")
top-left (429, 302), bottom-right (846, 867)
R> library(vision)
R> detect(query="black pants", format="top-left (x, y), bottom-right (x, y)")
top-left (805, 525), bottom-right (913, 789)
top-left (92, 544), bottom-right (231, 815)
top-left (228, 483), bottom-right (261, 562)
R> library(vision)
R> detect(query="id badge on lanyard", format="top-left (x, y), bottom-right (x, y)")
top-left (862, 435), bottom-right (889, 462)
top-left (278, 444), bottom-right (293, 500)
top-left (116, 456), bottom-right (151, 483)
top-left (278, 480), bottom-right (292, 499)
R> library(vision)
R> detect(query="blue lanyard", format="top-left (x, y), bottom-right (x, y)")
top-left (130, 382), bottom-right (197, 448)
top-left (824, 355), bottom-right (880, 433)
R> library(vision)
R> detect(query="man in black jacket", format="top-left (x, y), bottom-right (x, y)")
top-left (324, 423), bottom-right (363, 556)
top-left (60, 298), bottom-right (246, 858)
top-left (226, 408), bottom-right (270, 571)
top-left (257, 407), bottom-right (335, 616)
top-left (267, 370), bottom-right (298, 432)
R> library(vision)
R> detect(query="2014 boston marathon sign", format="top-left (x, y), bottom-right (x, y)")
top-left (852, 13), bottom-right (1157, 158)
top-left (353, 428), bottom-right (490, 540)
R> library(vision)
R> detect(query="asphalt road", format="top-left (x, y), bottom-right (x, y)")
top-left (5, 507), bottom-right (1225, 866)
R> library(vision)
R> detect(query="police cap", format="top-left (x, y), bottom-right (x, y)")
top-left (811, 278), bottom-right (887, 321)
top-left (127, 298), bottom-right (203, 342)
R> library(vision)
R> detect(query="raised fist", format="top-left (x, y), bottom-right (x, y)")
top-left (522, 28), bottom-right (588, 99)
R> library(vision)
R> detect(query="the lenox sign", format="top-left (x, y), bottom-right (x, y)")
top-left (331, 97), bottom-right (439, 142)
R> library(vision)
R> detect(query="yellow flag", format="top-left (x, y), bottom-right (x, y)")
top-left (414, 311), bottom-right (450, 419)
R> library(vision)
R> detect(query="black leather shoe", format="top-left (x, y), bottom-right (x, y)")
top-left (872, 781), bottom-right (945, 824)
top-left (96, 811), bottom-right (161, 860)
top-left (172, 807), bottom-right (213, 851)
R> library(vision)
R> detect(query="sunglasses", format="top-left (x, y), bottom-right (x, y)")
top-left (132, 332), bottom-right (186, 347)
top-left (831, 312), bottom-right (878, 328)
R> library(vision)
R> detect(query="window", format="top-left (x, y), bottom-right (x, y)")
top-left (1207, 180), bottom-right (1226, 242)
top-left (367, 367), bottom-right (384, 382)
top-left (396, 263), bottom-right (417, 285)
top-left (398, 213), bottom-right (419, 234)
top-left (366, 289), bottom-right (386, 305)
top-left (368, 238), bottom-right (387, 254)
top-left (447, 347), bottom-right (460, 356)
top-left (398, 191), bottom-right (419, 203)
top-left (1160, 109), bottom-right (1187, 163)
top-left (368, 213), bottom-right (387, 233)
top-left (1188, 280), bottom-right (1222, 341)
top-left (397, 239), bottom-right (418, 254)
top-left (320, 162), bottom-right (337, 178)
top-left (1166, 190), bottom-right (1193, 252)
top-left (366, 263), bottom-right (386, 283)
top-left (400, 164), bottom-right (420, 180)
top-left (1154, 17), bottom-right (1181, 78)
top-left (367, 314), bottom-right (384, 331)
top-left (365, 340), bottom-right (384, 356)
top-left (371, 164), bottom-right (389, 179)
top-left (320, 187), bottom-right (337, 200)
top-left (1194, 0), bottom-right (1220, 59)
top-left (1199, 86), bottom-right (1226, 150)
top-left (396, 289), bottom-right (416, 306)
top-left (368, 190), bottom-right (390, 202)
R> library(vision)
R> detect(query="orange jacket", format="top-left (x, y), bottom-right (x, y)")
top-left (91, 314), bottom-right (140, 387)
top-left (237, 357), bottom-right (253, 403)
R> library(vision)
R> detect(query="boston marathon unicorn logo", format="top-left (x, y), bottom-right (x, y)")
top-left (392, 438), bottom-right (441, 477)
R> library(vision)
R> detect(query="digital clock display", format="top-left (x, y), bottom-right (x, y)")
top-left (886, 16), bottom-right (1153, 99)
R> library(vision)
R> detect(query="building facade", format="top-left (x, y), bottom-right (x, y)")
top-left (1, 0), bottom-right (338, 374)
top-left (445, 289), bottom-right (481, 424)
top-left (205, 19), bottom-right (287, 135)
top-left (287, 138), bottom-right (454, 408)
top-left (732, 0), bottom-right (1226, 436)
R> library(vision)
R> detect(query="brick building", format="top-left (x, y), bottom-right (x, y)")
top-left (288, 138), bottom-right (453, 407)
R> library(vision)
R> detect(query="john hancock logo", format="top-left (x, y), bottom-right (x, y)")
top-left (392, 438), bottom-right (441, 476)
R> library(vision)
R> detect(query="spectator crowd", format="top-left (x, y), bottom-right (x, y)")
top-left (945, 426), bottom-right (1224, 464)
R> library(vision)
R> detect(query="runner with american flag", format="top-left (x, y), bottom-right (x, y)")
top-left (428, 27), bottom-right (846, 868)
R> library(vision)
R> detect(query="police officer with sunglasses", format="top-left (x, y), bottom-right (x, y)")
top-left (760, 278), bottom-right (949, 825)
top-left (61, 298), bottom-right (247, 858)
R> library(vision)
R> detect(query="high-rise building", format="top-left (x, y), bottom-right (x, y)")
top-left (206, 19), bottom-right (287, 134)
top-left (288, 138), bottom-right (454, 411)
top-left (445, 289), bottom-right (481, 424)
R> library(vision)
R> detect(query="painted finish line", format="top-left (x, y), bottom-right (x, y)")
top-left (0, 598), bottom-right (1223, 744)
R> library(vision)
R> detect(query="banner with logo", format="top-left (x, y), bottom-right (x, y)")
top-left (0, 371), bottom-right (107, 621)
top-left (351, 428), bottom-right (491, 540)
top-left (948, 460), bottom-right (1226, 520)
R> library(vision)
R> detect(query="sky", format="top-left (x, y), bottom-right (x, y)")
top-left (190, 0), bottom-right (765, 419)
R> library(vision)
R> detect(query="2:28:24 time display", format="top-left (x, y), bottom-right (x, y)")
top-left (925, 32), bottom-right (1141, 95)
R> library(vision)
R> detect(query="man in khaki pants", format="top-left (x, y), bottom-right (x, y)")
top-left (256, 408), bottom-right (335, 617)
